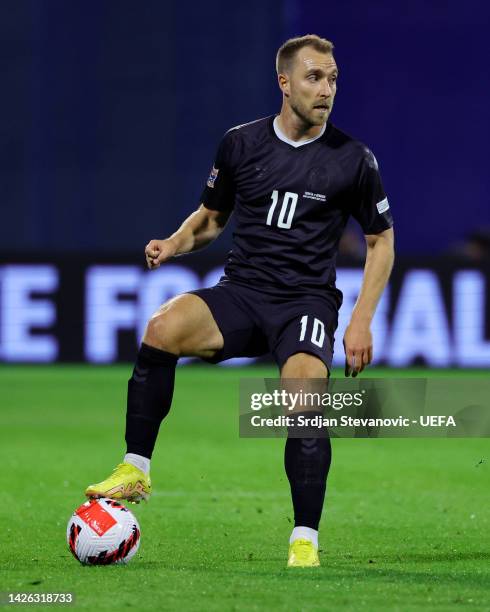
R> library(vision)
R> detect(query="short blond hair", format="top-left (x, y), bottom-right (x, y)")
top-left (276, 34), bottom-right (334, 75)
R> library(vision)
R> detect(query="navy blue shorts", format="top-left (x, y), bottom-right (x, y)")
top-left (189, 278), bottom-right (341, 370)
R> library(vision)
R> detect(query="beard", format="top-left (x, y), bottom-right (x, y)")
top-left (290, 98), bottom-right (329, 127)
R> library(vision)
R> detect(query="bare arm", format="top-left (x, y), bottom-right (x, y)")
top-left (145, 204), bottom-right (232, 270)
top-left (343, 227), bottom-right (394, 376)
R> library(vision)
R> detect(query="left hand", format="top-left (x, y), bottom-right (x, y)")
top-left (343, 322), bottom-right (373, 377)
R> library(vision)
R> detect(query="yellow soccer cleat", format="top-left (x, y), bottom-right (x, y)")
top-left (85, 463), bottom-right (151, 504)
top-left (287, 539), bottom-right (320, 568)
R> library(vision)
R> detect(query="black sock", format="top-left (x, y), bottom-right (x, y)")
top-left (125, 342), bottom-right (178, 459)
top-left (284, 418), bottom-right (332, 530)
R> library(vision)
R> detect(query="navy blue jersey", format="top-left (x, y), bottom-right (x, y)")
top-left (201, 116), bottom-right (393, 297)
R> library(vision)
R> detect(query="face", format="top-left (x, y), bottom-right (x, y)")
top-left (281, 48), bottom-right (338, 126)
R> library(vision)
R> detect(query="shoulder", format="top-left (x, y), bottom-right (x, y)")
top-left (226, 115), bottom-right (272, 136)
top-left (217, 116), bottom-right (273, 165)
top-left (326, 123), bottom-right (379, 170)
top-left (221, 116), bottom-right (272, 147)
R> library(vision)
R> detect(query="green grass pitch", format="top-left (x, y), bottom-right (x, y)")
top-left (1, 365), bottom-right (489, 611)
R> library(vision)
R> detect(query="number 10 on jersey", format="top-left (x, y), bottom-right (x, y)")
top-left (266, 190), bottom-right (298, 229)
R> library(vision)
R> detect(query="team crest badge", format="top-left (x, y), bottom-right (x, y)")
top-left (207, 166), bottom-right (219, 188)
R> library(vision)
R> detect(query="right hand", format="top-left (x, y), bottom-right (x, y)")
top-left (145, 238), bottom-right (178, 270)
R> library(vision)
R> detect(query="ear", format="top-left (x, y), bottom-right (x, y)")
top-left (278, 73), bottom-right (290, 97)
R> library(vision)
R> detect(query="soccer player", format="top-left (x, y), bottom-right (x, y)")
top-left (86, 34), bottom-right (394, 568)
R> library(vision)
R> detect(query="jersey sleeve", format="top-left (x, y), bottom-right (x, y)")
top-left (350, 147), bottom-right (393, 234)
top-left (200, 130), bottom-right (238, 212)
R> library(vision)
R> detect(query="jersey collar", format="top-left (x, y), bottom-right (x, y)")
top-left (272, 116), bottom-right (327, 148)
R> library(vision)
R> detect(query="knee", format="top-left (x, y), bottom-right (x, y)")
top-left (143, 304), bottom-right (184, 355)
top-left (281, 353), bottom-right (328, 379)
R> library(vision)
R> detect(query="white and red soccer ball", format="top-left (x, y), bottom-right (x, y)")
top-left (67, 498), bottom-right (140, 565)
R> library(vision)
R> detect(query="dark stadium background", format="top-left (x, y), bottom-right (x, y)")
top-left (1, 4), bottom-right (489, 609)
top-left (1, 0), bottom-right (489, 366)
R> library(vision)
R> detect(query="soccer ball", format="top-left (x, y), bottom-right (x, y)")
top-left (67, 498), bottom-right (140, 565)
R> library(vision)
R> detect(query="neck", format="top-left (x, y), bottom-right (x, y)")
top-left (276, 102), bottom-right (325, 142)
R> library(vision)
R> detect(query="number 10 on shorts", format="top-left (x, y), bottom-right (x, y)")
top-left (299, 315), bottom-right (326, 348)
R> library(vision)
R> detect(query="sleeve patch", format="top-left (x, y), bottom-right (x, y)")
top-left (376, 197), bottom-right (390, 214)
top-left (206, 166), bottom-right (219, 188)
